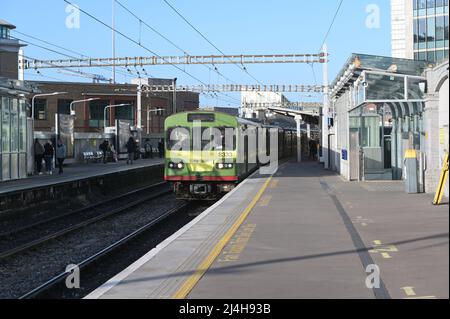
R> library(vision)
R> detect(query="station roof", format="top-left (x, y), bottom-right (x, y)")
top-left (0, 77), bottom-right (38, 95)
top-left (331, 53), bottom-right (433, 98)
top-left (0, 19), bottom-right (16, 29)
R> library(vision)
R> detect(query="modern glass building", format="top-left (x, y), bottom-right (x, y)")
top-left (413, 0), bottom-right (449, 62)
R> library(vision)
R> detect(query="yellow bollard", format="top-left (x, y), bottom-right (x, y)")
top-left (433, 152), bottom-right (449, 206)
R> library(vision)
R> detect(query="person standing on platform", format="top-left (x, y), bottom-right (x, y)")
top-left (99, 140), bottom-right (109, 164)
top-left (56, 138), bottom-right (67, 175)
top-left (43, 141), bottom-right (54, 175)
top-left (126, 137), bottom-right (137, 165)
top-left (309, 139), bottom-right (318, 161)
top-left (158, 139), bottom-right (164, 159)
top-left (34, 139), bottom-right (44, 175)
top-left (144, 139), bottom-right (153, 159)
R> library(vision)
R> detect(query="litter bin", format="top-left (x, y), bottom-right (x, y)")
top-left (404, 149), bottom-right (419, 194)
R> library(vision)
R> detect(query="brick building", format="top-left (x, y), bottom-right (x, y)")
top-left (29, 79), bottom-right (199, 136)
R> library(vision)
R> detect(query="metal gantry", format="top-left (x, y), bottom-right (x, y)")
top-left (242, 102), bottom-right (322, 110)
top-left (142, 84), bottom-right (325, 93)
top-left (24, 53), bottom-right (328, 69)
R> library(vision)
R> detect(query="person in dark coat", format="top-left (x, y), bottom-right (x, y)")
top-left (144, 139), bottom-right (153, 159)
top-left (158, 139), bottom-right (164, 159)
top-left (309, 139), bottom-right (318, 161)
top-left (43, 141), bottom-right (54, 175)
top-left (126, 137), bottom-right (137, 165)
top-left (99, 140), bottom-right (109, 164)
top-left (34, 139), bottom-right (44, 175)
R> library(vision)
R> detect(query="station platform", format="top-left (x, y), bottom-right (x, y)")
top-left (87, 161), bottom-right (449, 299)
top-left (0, 158), bottom-right (164, 195)
top-left (0, 158), bottom-right (164, 213)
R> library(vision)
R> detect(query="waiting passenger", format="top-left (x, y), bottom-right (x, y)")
top-left (99, 140), bottom-right (109, 164)
top-left (34, 139), bottom-right (44, 175)
top-left (158, 139), bottom-right (164, 159)
top-left (43, 141), bottom-right (54, 175)
top-left (56, 138), bottom-right (67, 175)
top-left (126, 137), bottom-right (137, 165)
top-left (144, 139), bottom-right (153, 159)
top-left (309, 139), bottom-right (318, 161)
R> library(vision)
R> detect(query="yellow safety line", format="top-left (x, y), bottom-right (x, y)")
top-left (172, 176), bottom-right (273, 299)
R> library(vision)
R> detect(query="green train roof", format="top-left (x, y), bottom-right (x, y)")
top-left (165, 111), bottom-right (261, 128)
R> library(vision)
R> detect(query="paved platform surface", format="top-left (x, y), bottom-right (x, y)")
top-left (87, 161), bottom-right (449, 299)
top-left (0, 158), bottom-right (164, 195)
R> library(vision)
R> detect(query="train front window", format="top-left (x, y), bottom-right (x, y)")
top-left (200, 127), bottom-right (236, 151)
top-left (167, 127), bottom-right (190, 151)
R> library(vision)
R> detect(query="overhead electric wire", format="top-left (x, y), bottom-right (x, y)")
top-left (162, 0), bottom-right (266, 86)
top-left (12, 36), bottom-right (115, 82)
top-left (114, 0), bottom-right (240, 102)
top-left (12, 30), bottom-right (140, 80)
top-left (318, 0), bottom-right (344, 52)
top-left (63, 0), bottom-right (239, 105)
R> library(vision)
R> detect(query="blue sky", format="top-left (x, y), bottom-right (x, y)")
top-left (2, 0), bottom-right (392, 106)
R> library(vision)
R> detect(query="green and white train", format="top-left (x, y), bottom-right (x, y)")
top-left (164, 111), bottom-right (297, 200)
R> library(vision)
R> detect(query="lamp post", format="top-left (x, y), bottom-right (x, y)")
top-left (104, 103), bottom-right (131, 129)
top-left (70, 98), bottom-right (100, 116)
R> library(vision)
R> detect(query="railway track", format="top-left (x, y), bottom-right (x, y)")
top-left (0, 182), bottom-right (171, 259)
top-left (18, 203), bottom-right (189, 299)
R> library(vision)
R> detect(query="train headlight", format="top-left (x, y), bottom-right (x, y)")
top-left (216, 163), bottom-right (233, 169)
top-left (168, 162), bottom-right (184, 169)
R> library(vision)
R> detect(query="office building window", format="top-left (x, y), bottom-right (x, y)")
top-left (57, 99), bottom-right (73, 115)
top-left (33, 99), bottom-right (47, 120)
top-left (89, 99), bottom-right (109, 128)
top-left (413, 0), bottom-right (449, 63)
top-left (115, 101), bottom-right (135, 122)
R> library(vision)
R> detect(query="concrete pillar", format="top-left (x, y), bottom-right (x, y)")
top-left (137, 84), bottom-right (142, 130)
top-left (321, 44), bottom-right (330, 169)
top-left (423, 93), bottom-right (441, 193)
top-left (295, 115), bottom-right (302, 163)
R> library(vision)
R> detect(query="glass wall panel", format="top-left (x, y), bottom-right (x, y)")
top-left (408, 78), bottom-right (426, 100)
top-left (445, 15), bottom-right (449, 47)
top-left (10, 99), bottom-right (18, 153)
top-left (366, 73), bottom-right (406, 101)
top-left (427, 17), bottom-right (436, 49)
top-left (361, 115), bottom-right (381, 148)
top-left (427, 50), bottom-right (436, 61)
top-left (418, 18), bottom-right (427, 49)
top-left (19, 100), bottom-right (26, 152)
top-left (2, 154), bottom-right (9, 181)
top-left (436, 16), bottom-right (445, 48)
top-left (19, 154), bottom-right (26, 179)
top-left (10, 153), bottom-right (18, 180)
top-left (2, 97), bottom-right (10, 153)
top-left (414, 20), bottom-right (419, 50)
